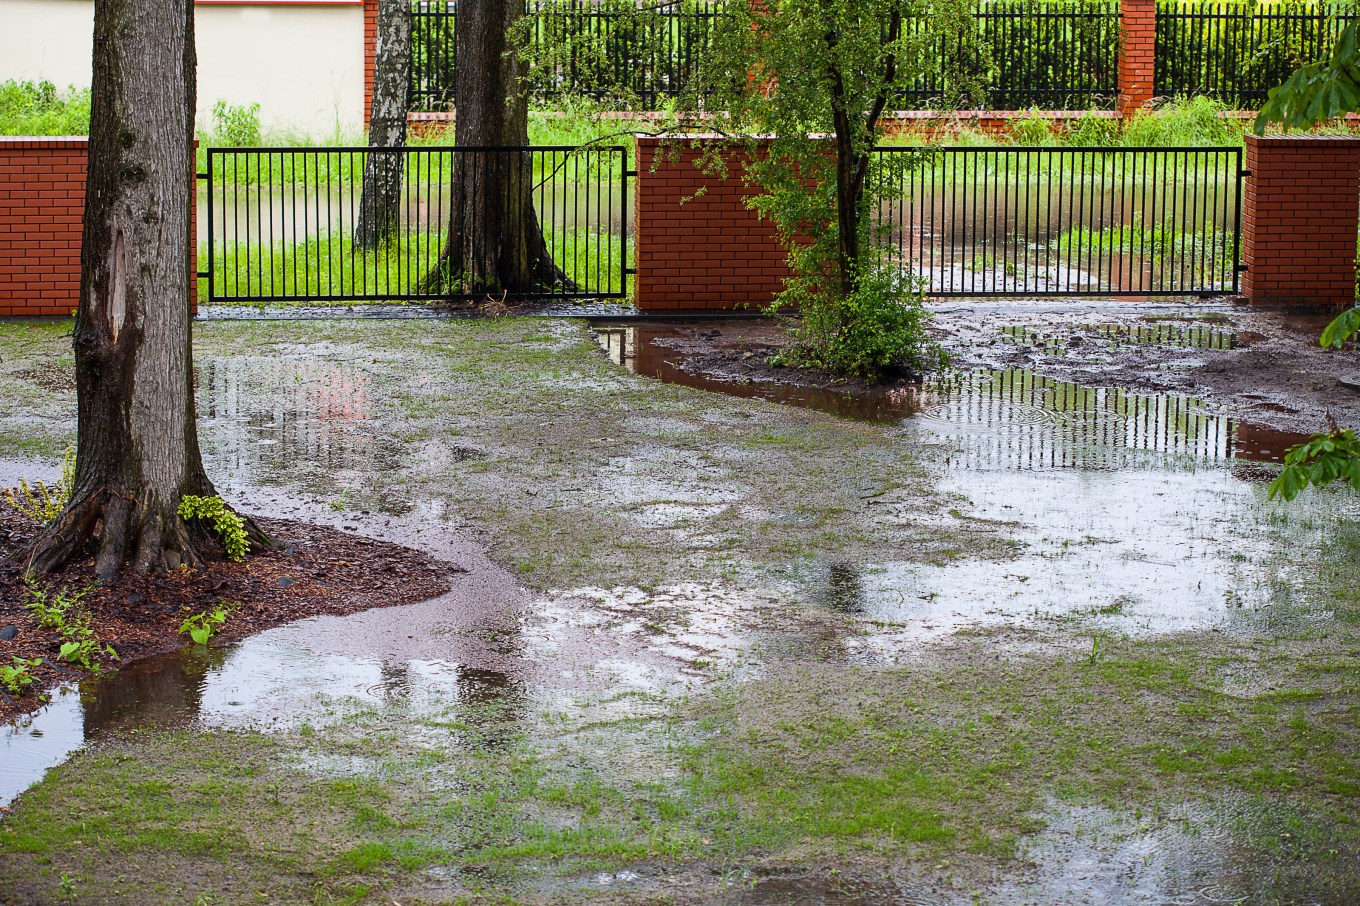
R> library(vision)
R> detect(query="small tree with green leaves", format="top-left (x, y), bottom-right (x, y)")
top-left (1255, 25), bottom-right (1360, 500)
top-left (685, 0), bottom-right (975, 378)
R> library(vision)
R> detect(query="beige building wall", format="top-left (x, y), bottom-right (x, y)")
top-left (0, 0), bottom-right (366, 138)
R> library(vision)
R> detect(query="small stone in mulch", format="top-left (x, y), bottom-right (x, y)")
top-left (0, 624), bottom-right (16, 641)
top-left (1339, 374), bottom-right (1360, 393)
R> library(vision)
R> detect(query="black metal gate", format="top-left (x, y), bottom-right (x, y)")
top-left (874, 145), bottom-right (1243, 297)
top-left (203, 144), bottom-right (631, 305)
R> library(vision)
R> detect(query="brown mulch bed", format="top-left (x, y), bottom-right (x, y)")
top-left (0, 506), bottom-right (455, 723)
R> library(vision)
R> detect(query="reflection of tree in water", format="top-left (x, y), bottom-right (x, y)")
top-left (81, 647), bottom-right (226, 738)
top-left (367, 659), bottom-right (527, 753)
top-left (194, 358), bottom-right (378, 481)
top-left (821, 559), bottom-right (866, 615)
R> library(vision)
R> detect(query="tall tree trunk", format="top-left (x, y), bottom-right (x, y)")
top-left (356, 0), bottom-right (412, 249)
top-left (26, 0), bottom-right (268, 577)
top-left (420, 0), bottom-right (570, 297)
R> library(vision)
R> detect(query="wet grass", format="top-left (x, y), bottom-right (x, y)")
top-left (201, 228), bottom-right (630, 305)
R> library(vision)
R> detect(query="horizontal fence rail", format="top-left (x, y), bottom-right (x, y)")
top-left (203, 145), bottom-right (630, 304)
top-left (1155, 1), bottom-right (1360, 105)
top-left (873, 146), bottom-right (1243, 297)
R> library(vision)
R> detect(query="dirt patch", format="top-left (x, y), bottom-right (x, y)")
top-left (603, 305), bottom-right (1360, 434)
top-left (0, 504), bottom-right (453, 723)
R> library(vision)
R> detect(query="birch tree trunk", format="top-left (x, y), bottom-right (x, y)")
top-left (27, 0), bottom-right (268, 577)
top-left (356, 0), bottom-right (412, 249)
top-left (420, 0), bottom-right (571, 296)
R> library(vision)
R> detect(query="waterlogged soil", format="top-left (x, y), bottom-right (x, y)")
top-left (601, 302), bottom-right (1360, 435)
top-left (0, 504), bottom-right (451, 724)
top-left (0, 311), bottom-right (1357, 905)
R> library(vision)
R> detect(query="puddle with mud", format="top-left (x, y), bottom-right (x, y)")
top-left (2, 319), bottom-right (1356, 901)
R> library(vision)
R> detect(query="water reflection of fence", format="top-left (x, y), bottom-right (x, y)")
top-left (874, 146), bottom-right (1243, 296)
top-left (203, 145), bottom-right (630, 304)
top-left (196, 358), bottom-right (377, 479)
top-left (926, 369), bottom-right (1242, 470)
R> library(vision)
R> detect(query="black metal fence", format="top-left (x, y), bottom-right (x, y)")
top-left (202, 145), bottom-right (631, 304)
top-left (898, 1), bottom-right (1121, 110)
top-left (411, 0), bottom-right (724, 111)
top-left (1155, 1), bottom-right (1360, 106)
top-left (411, 1), bottom-right (1360, 113)
top-left (873, 146), bottom-right (1243, 296)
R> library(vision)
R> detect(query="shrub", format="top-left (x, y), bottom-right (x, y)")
top-left (776, 264), bottom-right (948, 380)
top-left (1120, 96), bottom-right (1243, 147)
top-left (210, 100), bottom-right (262, 147)
top-left (0, 80), bottom-right (90, 135)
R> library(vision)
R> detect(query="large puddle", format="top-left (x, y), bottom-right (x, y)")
top-left (2, 316), bottom-right (1356, 902)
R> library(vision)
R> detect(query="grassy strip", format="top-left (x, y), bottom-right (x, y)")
top-left (200, 227), bottom-right (629, 303)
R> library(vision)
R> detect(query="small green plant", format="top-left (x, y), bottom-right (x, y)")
top-left (210, 100), bottom-right (262, 147)
top-left (24, 580), bottom-right (115, 672)
top-left (22, 579), bottom-right (85, 631)
top-left (177, 495), bottom-right (249, 562)
top-left (328, 488), bottom-right (350, 512)
top-left (5, 446), bottom-right (75, 523)
top-left (179, 603), bottom-right (236, 646)
top-left (0, 657), bottom-right (41, 696)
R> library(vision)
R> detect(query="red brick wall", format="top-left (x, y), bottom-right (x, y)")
top-left (363, 0), bottom-right (379, 127)
top-left (1118, 0), bottom-right (1157, 118)
top-left (1242, 134), bottom-right (1360, 306)
top-left (634, 135), bottom-right (792, 311)
top-left (0, 138), bottom-right (87, 317)
top-left (0, 137), bottom-right (197, 317)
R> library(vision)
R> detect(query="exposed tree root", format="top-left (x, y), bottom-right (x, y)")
top-left (23, 485), bottom-right (273, 579)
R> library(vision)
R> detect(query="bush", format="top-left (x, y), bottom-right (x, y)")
top-left (1120, 96), bottom-right (1243, 147)
top-left (777, 264), bottom-right (948, 380)
top-left (0, 80), bottom-right (90, 135)
top-left (209, 100), bottom-right (262, 147)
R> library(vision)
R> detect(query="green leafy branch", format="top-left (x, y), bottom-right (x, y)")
top-left (177, 495), bottom-right (248, 562)
top-left (1255, 21), bottom-right (1360, 132)
top-left (1270, 416), bottom-right (1360, 502)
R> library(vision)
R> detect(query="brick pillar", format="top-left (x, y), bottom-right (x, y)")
top-left (1242, 134), bottom-right (1360, 306)
top-left (633, 135), bottom-right (791, 311)
top-left (1118, 0), bottom-right (1156, 119)
top-left (362, 0), bottom-right (379, 128)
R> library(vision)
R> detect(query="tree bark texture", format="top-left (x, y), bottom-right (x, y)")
top-left (356, 0), bottom-right (412, 249)
top-left (27, 0), bottom-right (267, 577)
top-left (421, 0), bottom-right (570, 296)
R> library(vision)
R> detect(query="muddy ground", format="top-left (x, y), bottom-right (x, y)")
top-left (0, 506), bottom-right (452, 723)
top-left (634, 302), bottom-right (1360, 435)
top-left (0, 307), bottom-right (1356, 906)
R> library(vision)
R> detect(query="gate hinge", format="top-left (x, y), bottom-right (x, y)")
top-left (1239, 169), bottom-right (1252, 178)
top-left (625, 169), bottom-right (638, 177)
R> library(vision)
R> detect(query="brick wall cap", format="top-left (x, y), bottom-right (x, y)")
top-left (1246, 133), bottom-right (1360, 147)
top-left (0, 137), bottom-right (89, 149)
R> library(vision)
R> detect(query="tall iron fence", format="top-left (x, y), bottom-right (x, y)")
top-left (202, 145), bottom-right (631, 304)
top-left (410, 0), bottom-right (1360, 112)
top-left (873, 146), bottom-right (1243, 296)
top-left (1155, 1), bottom-right (1360, 106)
top-left (411, 0), bottom-right (724, 110)
top-left (898, 1), bottom-right (1120, 110)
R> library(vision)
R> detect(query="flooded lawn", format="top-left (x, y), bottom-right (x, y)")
top-left (0, 308), bottom-right (1357, 904)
